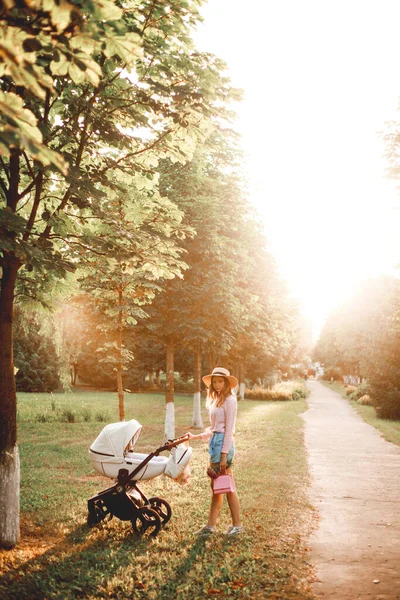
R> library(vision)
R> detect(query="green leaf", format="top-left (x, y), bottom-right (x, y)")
top-left (50, 55), bottom-right (69, 77)
top-left (95, 0), bottom-right (123, 21)
top-left (50, 1), bottom-right (73, 33)
top-left (103, 30), bottom-right (142, 63)
top-left (68, 62), bottom-right (86, 84)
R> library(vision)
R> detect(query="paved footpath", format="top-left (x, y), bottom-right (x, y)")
top-left (302, 380), bottom-right (400, 600)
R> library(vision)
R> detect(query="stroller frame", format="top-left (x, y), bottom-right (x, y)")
top-left (87, 434), bottom-right (189, 537)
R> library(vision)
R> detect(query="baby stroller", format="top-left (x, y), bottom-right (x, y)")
top-left (87, 419), bottom-right (192, 537)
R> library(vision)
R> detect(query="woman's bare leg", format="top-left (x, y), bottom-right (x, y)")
top-left (207, 492), bottom-right (223, 526)
top-left (226, 491), bottom-right (241, 527)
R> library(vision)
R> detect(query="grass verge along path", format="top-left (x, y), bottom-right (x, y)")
top-left (320, 381), bottom-right (400, 446)
top-left (0, 391), bottom-right (316, 599)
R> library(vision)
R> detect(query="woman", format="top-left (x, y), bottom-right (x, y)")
top-left (188, 367), bottom-right (243, 536)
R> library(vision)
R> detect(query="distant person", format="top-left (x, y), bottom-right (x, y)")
top-left (187, 367), bottom-right (243, 537)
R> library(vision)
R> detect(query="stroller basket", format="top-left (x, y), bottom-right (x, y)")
top-left (87, 419), bottom-right (192, 537)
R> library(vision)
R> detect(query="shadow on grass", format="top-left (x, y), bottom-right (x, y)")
top-left (0, 519), bottom-right (161, 600)
top-left (156, 535), bottom-right (214, 598)
top-left (0, 519), bottom-right (233, 600)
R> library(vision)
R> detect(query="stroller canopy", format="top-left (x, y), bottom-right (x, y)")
top-left (89, 419), bottom-right (142, 462)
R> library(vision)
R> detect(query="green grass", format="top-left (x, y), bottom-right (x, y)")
top-left (320, 381), bottom-right (400, 446)
top-left (0, 391), bottom-right (316, 599)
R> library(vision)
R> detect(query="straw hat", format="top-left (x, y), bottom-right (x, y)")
top-left (202, 367), bottom-right (238, 389)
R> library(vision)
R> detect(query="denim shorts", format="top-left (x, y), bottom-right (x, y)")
top-left (209, 432), bottom-right (235, 466)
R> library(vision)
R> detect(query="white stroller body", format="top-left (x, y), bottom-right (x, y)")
top-left (89, 419), bottom-right (191, 480)
top-left (87, 420), bottom-right (192, 537)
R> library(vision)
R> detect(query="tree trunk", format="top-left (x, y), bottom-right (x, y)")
top-left (0, 256), bottom-right (21, 548)
top-left (148, 371), bottom-right (156, 388)
top-left (239, 364), bottom-right (246, 400)
top-left (116, 289), bottom-right (125, 421)
top-left (155, 369), bottom-right (161, 388)
top-left (192, 343), bottom-right (203, 428)
top-left (164, 335), bottom-right (175, 440)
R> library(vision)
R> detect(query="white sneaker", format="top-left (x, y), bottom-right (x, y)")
top-left (195, 525), bottom-right (216, 536)
top-left (226, 525), bottom-right (244, 536)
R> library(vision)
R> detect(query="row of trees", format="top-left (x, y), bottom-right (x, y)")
top-left (314, 110), bottom-right (400, 421)
top-left (14, 134), bottom-right (306, 430)
top-left (313, 275), bottom-right (400, 420)
top-left (0, 1), bottom-right (307, 548)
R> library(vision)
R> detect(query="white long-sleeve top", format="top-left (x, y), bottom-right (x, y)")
top-left (200, 394), bottom-right (237, 454)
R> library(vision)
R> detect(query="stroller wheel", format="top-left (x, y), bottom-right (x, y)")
top-left (87, 502), bottom-right (110, 527)
top-left (132, 507), bottom-right (161, 538)
top-left (148, 497), bottom-right (172, 525)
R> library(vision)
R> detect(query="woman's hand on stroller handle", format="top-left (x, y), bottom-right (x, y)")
top-left (164, 433), bottom-right (190, 449)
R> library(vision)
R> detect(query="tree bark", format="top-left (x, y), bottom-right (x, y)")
top-left (148, 371), bottom-right (156, 388)
top-left (192, 343), bottom-right (203, 428)
top-left (164, 335), bottom-right (175, 440)
top-left (116, 288), bottom-right (125, 421)
top-left (0, 256), bottom-right (21, 548)
top-left (155, 370), bottom-right (161, 388)
top-left (239, 364), bottom-right (246, 400)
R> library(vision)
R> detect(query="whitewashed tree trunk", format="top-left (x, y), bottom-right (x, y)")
top-left (0, 445), bottom-right (20, 548)
top-left (239, 382), bottom-right (245, 400)
top-left (164, 335), bottom-right (175, 440)
top-left (164, 401), bottom-right (175, 441)
top-left (192, 344), bottom-right (203, 428)
top-left (192, 391), bottom-right (203, 428)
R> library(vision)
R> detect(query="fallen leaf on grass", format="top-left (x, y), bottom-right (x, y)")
top-left (230, 580), bottom-right (247, 589)
top-left (134, 582), bottom-right (146, 589)
top-left (207, 589), bottom-right (224, 595)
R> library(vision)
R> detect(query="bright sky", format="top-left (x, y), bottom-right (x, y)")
top-left (194, 0), bottom-right (400, 340)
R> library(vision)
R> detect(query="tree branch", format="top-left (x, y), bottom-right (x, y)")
top-left (42, 112), bottom-right (91, 238)
top-left (0, 174), bottom-right (8, 200)
top-left (98, 128), bottom-right (173, 176)
top-left (0, 155), bottom-right (10, 182)
top-left (141, 0), bottom-right (157, 33)
top-left (8, 149), bottom-right (20, 211)
top-left (49, 235), bottom-right (109, 256)
top-left (17, 174), bottom-right (41, 202)
top-left (23, 170), bottom-right (43, 242)
top-left (21, 151), bottom-right (35, 180)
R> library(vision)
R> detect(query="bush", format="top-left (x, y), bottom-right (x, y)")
top-left (35, 413), bottom-right (48, 423)
top-left (95, 411), bottom-right (109, 422)
top-left (173, 377), bottom-right (194, 393)
top-left (357, 394), bottom-right (373, 406)
top-left (14, 309), bottom-right (61, 393)
top-left (245, 381), bottom-right (308, 401)
top-left (291, 385), bottom-right (308, 401)
top-left (349, 382), bottom-right (370, 401)
top-left (82, 408), bottom-right (92, 422)
top-left (372, 388), bottom-right (400, 420)
top-left (345, 385), bottom-right (357, 396)
top-left (61, 408), bottom-right (76, 423)
top-left (322, 367), bottom-right (341, 381)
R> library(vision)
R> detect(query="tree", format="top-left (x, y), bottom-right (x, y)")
top-left (79, 184), bottom-right (189, 420)
top-left (13, 307), bottom-right (60, 392)
top-left (313, 276), bottom-right (400, 418)
top-left (0, 0), bottom-right (236, 548)
top-left (146, 125), bottom-right (301, 432)
top-left (1, 0), bottom-right (133, 550)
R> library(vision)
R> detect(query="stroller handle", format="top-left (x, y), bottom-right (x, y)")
top-left (162, 433), bottom-right (190, 451)
top-left (118, 433), bottom-right (191, 485)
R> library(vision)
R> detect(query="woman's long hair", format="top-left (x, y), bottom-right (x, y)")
top-left (205, 377), bottom-right (232, 409)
